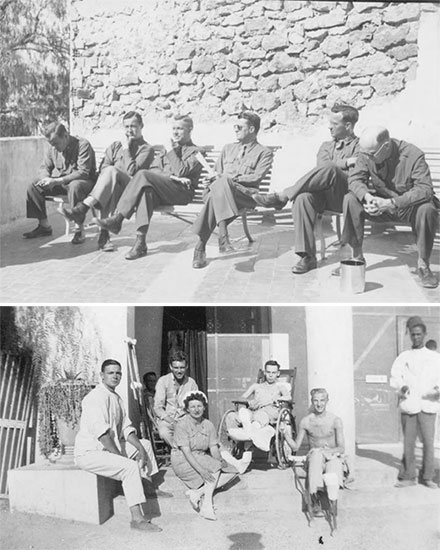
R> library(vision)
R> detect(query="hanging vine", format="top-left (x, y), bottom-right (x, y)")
top-left (1, 306), bottom-right (104, 457)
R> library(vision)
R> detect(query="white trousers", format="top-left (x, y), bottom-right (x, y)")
top-left (75, 439), bottom-right (158, 507)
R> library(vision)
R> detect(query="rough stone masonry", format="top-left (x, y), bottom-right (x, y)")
top-left (70, 0), bottom-right (435, 134)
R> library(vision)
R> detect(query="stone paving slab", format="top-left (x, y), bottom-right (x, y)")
top-left (0, 212), bottom-right (438, 303)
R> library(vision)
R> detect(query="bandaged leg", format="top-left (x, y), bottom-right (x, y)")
top-left (238, 407), bottom-right (253, 435)
top-left (322, 472), bottom-right (339, 501)
top-left (251, 424), bottom-right (276, 452)
top-left (323, 456), bottom-right (344, 500)
top-left (221, 449), bottom-right (252, 474)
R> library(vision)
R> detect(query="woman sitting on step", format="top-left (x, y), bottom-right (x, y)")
top-left (171, 391), bottom-right (251, 521)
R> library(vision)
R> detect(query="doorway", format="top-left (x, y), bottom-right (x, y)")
top-left (161, 307), bottom-right (208, 392)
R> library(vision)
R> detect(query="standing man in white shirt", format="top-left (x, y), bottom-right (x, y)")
top-left (74, 359), bottom-right (162, 531)
top-left (154, 349), bottom-right (198, 446)
top-left (390, 316), bottom-right (440, 489)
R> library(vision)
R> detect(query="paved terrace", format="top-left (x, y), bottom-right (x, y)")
top-left (0, 208), bottom-right (439, 304)
top-left (1, 444), bottom-right (438, 550)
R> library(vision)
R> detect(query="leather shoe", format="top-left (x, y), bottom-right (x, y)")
top-left (193, 245), bottom-right (207, 269)
top-left (97, 230), bottom-right (115, 251)
top-left (218, 235), bottom-right (235, 254)
top-left (62, 203), bottom-right (88, 225)
top-left (394, 479), bottom-right (416, 488)
top-left (422, 480), bottom-right (438, 489)
top-left (418, 266), bottom-right (438, 289)
top-left (252, 192), bottom-right (288, 210)
top-left (130, 519), bottom-right (162, 532)
top-left (98, 229), bottom-right (109, 248)
top-left (125, 236), bottom-right (147, 260)
top-left (71, 230), bottom-right (85, 244)
top-left (23, 225), bottom-right (53, 239)
top-left (96, 213), bottom-right (123, 234)
top-left (291, 255), bottom-right (317, 274)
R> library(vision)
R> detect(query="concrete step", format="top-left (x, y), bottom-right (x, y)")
top-left (112, 466), bottom-right (300, 518)
top-left (157, 464), bottom-right (295, 494)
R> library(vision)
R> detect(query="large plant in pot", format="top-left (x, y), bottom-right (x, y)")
top-left (11, 306), bottom-right (102, 461)
top-left (39, 371), bottom-right (93, 461)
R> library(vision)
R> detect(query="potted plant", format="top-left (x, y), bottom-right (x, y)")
top-left (39, 371), bottom-right (94, 461)
top-left (8, 306), bottom-right (102, 461)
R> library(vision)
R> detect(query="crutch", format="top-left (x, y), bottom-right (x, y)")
top-left (125, 337), bottom-right (157, 456)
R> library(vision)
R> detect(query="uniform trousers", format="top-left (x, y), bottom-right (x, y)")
top-left (116, 169), bottom-right (193, 231)
top-left (192, 176), bottom-right (258, 242)
top-left (90, 166), bottom-right (131, 218)
top-left (399, 412), bottom-right (436, 482)
top-left (26, 179), bottom-right (95, 220)
top-left (288, 162), bottom-right (348, 257)
top-left (157, 418), bottom-right (178, 447)
top-left (341, 192), bottom-right (438, 259)
top-left (75, 439), bottom-right (158, 507)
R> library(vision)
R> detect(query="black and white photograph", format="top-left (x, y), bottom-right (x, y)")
top-left (0, 2), bottom-right (439, 550)
top-left (1, 305), bottom-right (440, 549)
top-left (0, 0), bottom-right (439, 302)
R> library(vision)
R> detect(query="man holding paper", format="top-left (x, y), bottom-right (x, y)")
top-left (97, 115), bottom-right (203, 260)
top-left (191, 111), bottom-right (273, 269)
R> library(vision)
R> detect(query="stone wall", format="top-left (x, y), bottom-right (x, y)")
top-left (70, 0), bottom-right (434, 135)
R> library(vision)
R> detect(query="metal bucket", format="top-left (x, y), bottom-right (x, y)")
top-left (340, 259), bottom-right (365, 294)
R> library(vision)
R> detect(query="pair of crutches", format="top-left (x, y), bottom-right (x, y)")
top-left (125, 338), bottom-right (157, 458)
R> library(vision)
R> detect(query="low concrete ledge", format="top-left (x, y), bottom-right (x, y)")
top-left (0, 137), bottom-right (48, 225)
top-left (8, 462), bottom-right (116, 524)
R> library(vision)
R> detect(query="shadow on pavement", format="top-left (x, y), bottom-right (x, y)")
top-left (228, 532), bottom-right (264, 550)
top-left (356, 447), bottom-right (401, 471)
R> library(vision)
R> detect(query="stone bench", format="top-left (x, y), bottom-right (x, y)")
top-left (8, 462), bottom-right (117, 524)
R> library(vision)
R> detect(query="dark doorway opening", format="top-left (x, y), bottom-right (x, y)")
top-left (161, 307), bottom-right (207, 391)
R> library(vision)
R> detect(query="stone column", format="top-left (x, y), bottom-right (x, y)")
top-left (88, 306), bottom-right (130, 405)
top-left (305, 306), bottom-right (356, 461)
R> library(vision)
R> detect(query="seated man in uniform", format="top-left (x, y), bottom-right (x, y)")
top-left (153, 349), bottom-right (198, 446)
top-left (62, 111), bottom-right (155, 251)
top-left (340, 126), bottom-right (439, 289)
top-left (23, 121), bottom-right (96, 244)
top-left (74, 359), bottom-right (163, 532)
top-left (284, 388), bottom-right (345, 507)
top-left (96, 115), bottom-right (203, 260)
top-left (251, 103), bottom-right (360, 274)
top-left (226, 360), bottom-right (291, 452)
top-left (192, 111), bottom-right (273, 269)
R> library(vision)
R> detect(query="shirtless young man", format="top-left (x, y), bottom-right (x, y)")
top-left (284, 388), bottom-right (345, 501)
top-left (226, 360), bottom-right (291, 452)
